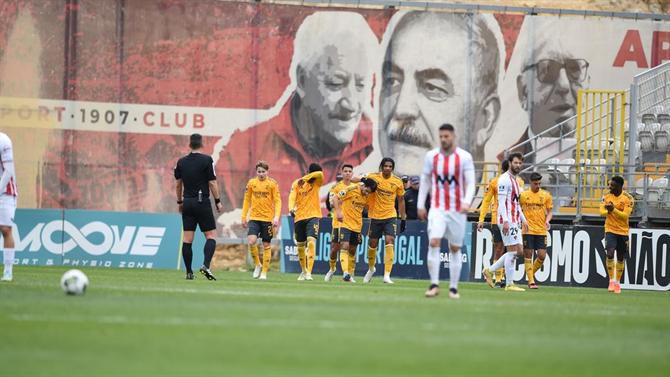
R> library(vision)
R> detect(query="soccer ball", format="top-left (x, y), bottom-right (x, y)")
top-left (60, 269), bottom-right (89, 295)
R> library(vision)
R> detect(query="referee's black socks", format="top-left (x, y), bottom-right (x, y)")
top-left (204, 239), bottom-right (216, 269)
top-left (182, 243), bottom-right (193, 273)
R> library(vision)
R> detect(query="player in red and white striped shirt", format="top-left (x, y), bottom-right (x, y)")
top-left (418, 124), bottom-right (475, 299)
top-left (0, 132), bottom-right (17, 282)
top-left (483, 152), bottom-right (528, 292)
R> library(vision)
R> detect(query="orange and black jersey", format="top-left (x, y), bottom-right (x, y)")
top-left (336, 184), bottom-right (368, 233)
top-left (288, 171), bottom-right (324, 222)
top-left (520, 189), bottom-right (553, 235)
top-left (241, 177), bottom-right (281, 222)
top-left (329, 181), bottom-right (349, 229)
top-left (366, 172), bottom-right (404, 220)
top-left (600, 191), bottom-right (634, 236)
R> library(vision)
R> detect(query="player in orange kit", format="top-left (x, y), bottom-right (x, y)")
top-left (519, 172), bottom-right (553, 289)
top-left (599, 176), bottom-right (634, 294)
top-left (241, 161), bottom-right (281, 280)
top-left (288, 163), bottom-right (324, 281)
top-left (333, 178), bottom-right (378, 283)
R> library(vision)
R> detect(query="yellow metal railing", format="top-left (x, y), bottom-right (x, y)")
top-left (575, 90), bottom-right (627, 207)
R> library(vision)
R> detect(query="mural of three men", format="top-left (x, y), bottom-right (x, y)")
top-left (1, 1), bottom-right (668, 235)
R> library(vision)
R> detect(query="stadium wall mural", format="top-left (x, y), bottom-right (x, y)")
top-left (1, 0), bottom-right (669, 237)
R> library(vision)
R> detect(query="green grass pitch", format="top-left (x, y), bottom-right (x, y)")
top-left (1, 267), bottom-right (668, 377)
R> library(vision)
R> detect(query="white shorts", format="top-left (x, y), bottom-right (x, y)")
top-left (427, 209), bottom-right (466, 247)
top-left (0, 195), bottom-right (17, 226)
top-left (498, 223), bottom-right (522, 247)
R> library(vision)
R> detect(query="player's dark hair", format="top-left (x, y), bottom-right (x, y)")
top-left (530, 172), bottom-right (542, 181)
top-left (611, 176), bottom-right (624, 187)
top-left (189, 133), bottom-right (203, 150)
top-left (501, 159), bottom-right (510, 172)
top-left (379, 157), bottom-right (395, 170)
top-left (308, 163), bottom-right (322, 173)
top-left (362, 177), bottom-right (378, 192)
top-left (341, 164), bottom-right (354, 170)
top-left (255, 160), bottom-right (269, 171)
top-left (439, 123), bottom-right (455, 133)
top-left (508, 152), bottom-right (524, 163)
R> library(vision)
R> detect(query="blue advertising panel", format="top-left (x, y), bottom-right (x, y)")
top-left (12, 209), bottom-right (182, 269)
top-left (280, 216), bottom-right (472, 281)
top-left (12, 209), bottom-right (65, 267)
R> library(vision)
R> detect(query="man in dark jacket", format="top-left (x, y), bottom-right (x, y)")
top-left (404, 176), bottom-right (430, 220)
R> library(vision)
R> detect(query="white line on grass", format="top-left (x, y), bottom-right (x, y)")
top-left (9, 313), bottom-right (349, 329)
top-left (8, 313), bottom-right (477, 343)
top-left (10, 280), bottom-right (441, 304)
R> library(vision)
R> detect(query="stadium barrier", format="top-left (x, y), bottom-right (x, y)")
top-left (13, 208), bottom-right (668, 291)
top-left (279, 216), bottom-right (669, 291)
top-left (279, 216), bottom-right (473, 281)
top-left (472, 224), bottom-right (670, 291)
top-left (629, 61), bottom-right (670, 169)
top-left (12, 209), bottom-right (185, 269)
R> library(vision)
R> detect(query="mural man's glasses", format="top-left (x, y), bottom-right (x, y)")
top-left (522, 59), bottom-right (589, 84)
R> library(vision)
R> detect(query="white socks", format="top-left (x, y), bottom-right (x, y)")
top-left (489, 251), bottom-right (517, 285)
top-left (489, 251), bottom-right (510, 272)
top-left (504, 251), bottom-right (517, 285)
top-left (3, 248), bottom-right (15, 275)
top-left (427, 246), bottom-right (462, 290)
top-left (449, 250), bottom-right (462, 290)
top-left (427, 246), bottom-right (441, 285)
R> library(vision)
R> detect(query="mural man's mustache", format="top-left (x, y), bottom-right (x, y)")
top-left (330, 109), bottom-right (359, 121)
top-left (387, 120), bottom-right (433, 149)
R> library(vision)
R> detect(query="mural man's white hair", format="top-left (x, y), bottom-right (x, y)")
top-left (516, 17), bottom-right (589, 71)
top-left (387, 11), bottom-right (504, 99)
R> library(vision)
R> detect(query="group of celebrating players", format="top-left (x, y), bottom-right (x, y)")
top-left (177, 122), bottom-right (634, 298)
top-left (240, 123), bottom-right (474, 298)
top-left (240, 123), bottom-right (471, 298)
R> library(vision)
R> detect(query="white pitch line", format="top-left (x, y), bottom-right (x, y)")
top-left (5, 279), bottom-right (658, 319)
top-left (8, 313), bottom-right (477, 342)
top-left (9, 280), bottom-right (432, 304)
top-left (8, 313), bottom-right (351, 329)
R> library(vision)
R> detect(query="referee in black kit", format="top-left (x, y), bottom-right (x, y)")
top-left (174, 133), bottom-right (223, 280)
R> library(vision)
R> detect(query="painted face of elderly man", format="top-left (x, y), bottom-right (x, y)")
top-left (516, 35), bottom-right (589, 138)
top-left (379, 11), bottom-right (502, 176)
top-left (293, 11), bottom-right (377, 158)
top-left (213, 12), bottom-right (378, 218)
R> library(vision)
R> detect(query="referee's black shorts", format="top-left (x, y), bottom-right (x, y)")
top-left (182, 198), bottom-right (216, 232)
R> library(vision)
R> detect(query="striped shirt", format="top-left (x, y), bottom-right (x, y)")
top-left (0, 132), bottom-right (17, 197)
top-left (497, 171), bottom-right (524, 225)
top-left (421, 147), bottom-right (474, 212)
